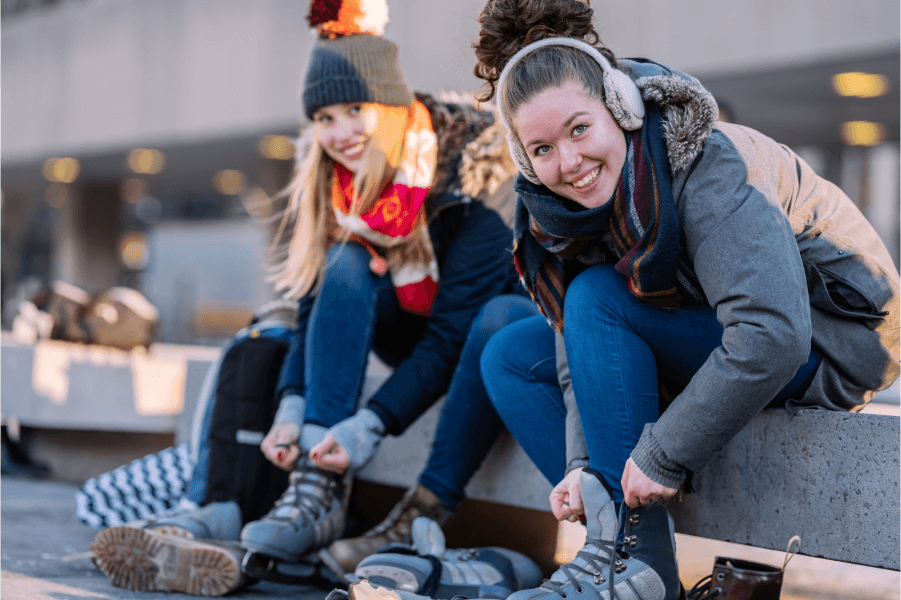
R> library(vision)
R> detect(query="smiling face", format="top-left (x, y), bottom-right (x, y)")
top-left (513, 80), bottom-right (627, 209)
top-left (313, 102), bottom-right (375, 173)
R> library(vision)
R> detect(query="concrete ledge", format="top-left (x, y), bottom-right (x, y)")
top-left (670, 409), bottom-right (900, 570)
top-left (0, 334), bottom-right (216, 440)
top-left (358, 369), bottom-right (900, 571)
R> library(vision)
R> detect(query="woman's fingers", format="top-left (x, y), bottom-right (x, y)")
top-left (621, 457), bottom-right (678, 508)
top-left (309, 435), bottom-right (350, 474)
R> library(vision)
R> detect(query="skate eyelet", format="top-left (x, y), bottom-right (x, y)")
top-left (716, 572), bottom-right (725, 581)
top-left (575, 586), bottom-right (583, 593)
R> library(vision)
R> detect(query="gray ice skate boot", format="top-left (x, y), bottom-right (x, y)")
top-left (508, 467), bottom-right (682, 600)
top-left (240, 455), bottom-right (348, 562)
top-left (123, 500), bottom-right (243, 540)
top-left (352, 516), bottom-right (543, 599)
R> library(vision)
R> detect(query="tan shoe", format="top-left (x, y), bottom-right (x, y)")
top-left (321, 485), bottom-right (453, 576)
top-left (90, 526), bottom-right (248, 596)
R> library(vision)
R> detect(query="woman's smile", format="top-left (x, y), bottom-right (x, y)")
top-left (514, 80), bottom-right (626, 209)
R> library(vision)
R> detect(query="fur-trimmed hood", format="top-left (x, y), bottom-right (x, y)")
top-left (621, 58), bottom-right (720, 173)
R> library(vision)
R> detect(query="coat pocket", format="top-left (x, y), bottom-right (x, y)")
top-left (804, 261), bottom-right (887, 326)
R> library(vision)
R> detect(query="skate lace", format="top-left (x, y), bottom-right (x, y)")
top-left (685, 575), bottom-right (720, 600)
top-left (540, 504), bottom-right (626, 600)
top-left (271, 467), bottom-right (337, 527)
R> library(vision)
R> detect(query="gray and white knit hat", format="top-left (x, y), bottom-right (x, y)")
top-left (302, 0), bottom-right (413, 118)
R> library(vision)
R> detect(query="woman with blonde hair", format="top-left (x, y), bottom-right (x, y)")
top-left (242, 0), bottom-right (539, 578)
top-left (90, 1), bottom-right (539, 595)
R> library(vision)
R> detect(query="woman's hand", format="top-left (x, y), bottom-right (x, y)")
top-left (621, 457), bottom-right (677, 508)
top-left (309, 435), bottom-right (350, 474)
top-left (261, 422), bottom-right (301, 471)
top-left (550, 467), bottom-right (585, 522)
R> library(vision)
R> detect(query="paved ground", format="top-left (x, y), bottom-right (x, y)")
top-left (3, 474), bottom-right (899, 600)
top-left (1, 476), bottom-right (332, 600)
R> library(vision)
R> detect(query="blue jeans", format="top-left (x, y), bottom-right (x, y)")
top-left (481, 264), bottom-right (821, 507)
top-left (283, 243), bottom-right (538, 509)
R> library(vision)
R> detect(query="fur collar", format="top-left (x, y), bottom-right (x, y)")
top-left (635, 74), bottom-right (719, 173)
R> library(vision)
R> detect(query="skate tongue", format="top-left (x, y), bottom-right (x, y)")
top-left (579, 470), bottom-right (618, 541)
top-left (410, 517), bottom-right (446, 556)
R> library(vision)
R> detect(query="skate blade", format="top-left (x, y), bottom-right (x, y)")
top-left (90, 526), bottom-right (243, 597)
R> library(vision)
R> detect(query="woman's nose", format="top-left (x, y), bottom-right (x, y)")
top-left (559, 143), bottom-right (581, 173)
top-left (335, 115), bottom-right (363, 140)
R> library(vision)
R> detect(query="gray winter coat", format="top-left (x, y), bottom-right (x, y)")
top-left (561, 59), bottom-right (900, 488)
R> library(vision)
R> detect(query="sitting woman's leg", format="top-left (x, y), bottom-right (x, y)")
top-left (562, 264), bottom-right (822, 507)
top-left (242, 242), bottom-right (400, 563)
top-left (419, 294), bottom-right (540, 508)
top-left (480, 314), bottom-right (567, 485)
top-left (323, 294), bottom-right (538, 574)
top-left (301, 242), bottom-right (398, 438)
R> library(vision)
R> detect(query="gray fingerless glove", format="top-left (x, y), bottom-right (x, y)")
top-left (326, 408), bottom-right (386, 471)
top-left (273, 394), bottom-right (306, 427)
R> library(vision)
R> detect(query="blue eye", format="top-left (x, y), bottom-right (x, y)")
top-left (534, 145), bottom-right (552, 157)
top-left (348, 104), bottom-right (362, 115)
top-left (573, 124), bottom-right (587, 135)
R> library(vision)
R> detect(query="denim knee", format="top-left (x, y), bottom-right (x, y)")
top-left (321, 243), bottom-right (382, 296)
top-left (563, 264), bottom-right (633, 331)
top-left (468, 295), bottom-right (537, 348)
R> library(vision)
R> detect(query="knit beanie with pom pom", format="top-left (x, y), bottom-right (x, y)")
top-left (302, 0), bottom-right (413, 118)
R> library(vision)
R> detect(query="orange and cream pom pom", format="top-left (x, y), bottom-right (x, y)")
top-left (307, 0), bottom-right (389, 37)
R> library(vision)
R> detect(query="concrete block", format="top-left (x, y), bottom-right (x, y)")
top-left (669, 409), bottom-right (900, 570)
top-left (1, 334), bottom-right (217, 434)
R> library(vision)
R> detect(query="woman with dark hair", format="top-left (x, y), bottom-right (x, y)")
top-left (473, 1), bottom-right (900, 599)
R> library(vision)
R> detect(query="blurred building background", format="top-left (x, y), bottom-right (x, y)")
top-left (2, 0), bottom-right (899, 344)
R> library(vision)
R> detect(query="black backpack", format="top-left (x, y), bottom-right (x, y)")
top-left (201, 302), bottom-right (296, 524)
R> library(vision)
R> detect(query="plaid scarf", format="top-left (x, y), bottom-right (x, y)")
top-left (513, 103), bottom-right (688, 331)
top-left (332, 100), bottom-right (439, 315)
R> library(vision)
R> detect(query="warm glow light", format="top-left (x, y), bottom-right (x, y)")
top-left (554, 519), bottom-right (587, 565)
top-left (841, 121), bottom-right (886, 146)
top-left (127, 148), bottom-right (166, 174)
top-left (120, 177), bottom-right (148, 204)
top-left (832, 72), bottom-right (889, 98)
top-left (214, 169), bottom-right (248, 195)
top-left (258, 134), bottom-right (295, 160)
top-left (120, 232), bottom-right (150, 270)
top-left (42, 157), bottom-right (80, 183)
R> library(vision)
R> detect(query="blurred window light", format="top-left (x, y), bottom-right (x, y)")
top-left (120, 232), bottom-right (150, 270)
top-left (832, 72), bottom-right (889, 98)
top-left (42, 157), bottom-right (80, 183)
top-left (214, 169), bottom-right (248, 195)
top-left (127, 148), bottom-right (166, 174)
top-left (841, 121), bottom-right (886, 146)
top-left (44, 183), bottom-right (69, 209)
top-left (258, 134), bottom-right (295, 160)
top-left (120, 177), bottom-right (148, 204)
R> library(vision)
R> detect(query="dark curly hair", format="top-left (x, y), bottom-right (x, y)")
top-left (472, 0), bottom-right (617, 103)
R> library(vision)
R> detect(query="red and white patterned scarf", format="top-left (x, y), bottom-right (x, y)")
top-left (331, 100), bottom-right (439, 315)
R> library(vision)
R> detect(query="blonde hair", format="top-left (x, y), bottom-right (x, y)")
top-left (269, 122), bottom-right (432, 300)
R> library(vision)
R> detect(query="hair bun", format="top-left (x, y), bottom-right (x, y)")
top-left (473, 0), bottom-right (604, 102)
